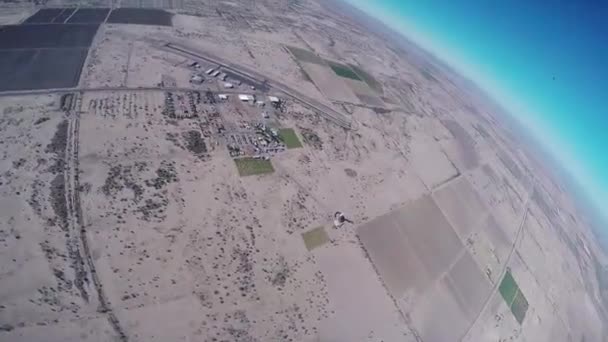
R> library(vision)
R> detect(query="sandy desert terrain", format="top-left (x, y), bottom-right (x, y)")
top-left (0, 1), bottom-right (607, 341)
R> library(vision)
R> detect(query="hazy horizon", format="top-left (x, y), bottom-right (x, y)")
top-left (345, 0), bottom-right (608, 227)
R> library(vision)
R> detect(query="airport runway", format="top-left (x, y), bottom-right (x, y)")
top-left (161, 42), bottom-right (355, 130)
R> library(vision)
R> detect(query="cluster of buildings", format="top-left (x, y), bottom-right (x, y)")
top-left (188, 62), bottom-right (223, 85)
top-left (185, 60), bottom-right (288, 159)
top-left (163, 91), bottom-right (201, 119)
top-left (189, 62), bottom-right (235, 87)
top-left (187, 61), bottom-right (278, 101)
top-left (219, 94), bottom-right (280, 107)
top-left (227, 122), bottom-right (286, 158)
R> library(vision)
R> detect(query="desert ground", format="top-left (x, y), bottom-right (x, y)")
top-left (0, 1), bottom-right (607, 341)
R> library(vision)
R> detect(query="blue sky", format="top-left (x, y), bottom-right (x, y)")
top-left (346, 0), bottom-right (608, 218)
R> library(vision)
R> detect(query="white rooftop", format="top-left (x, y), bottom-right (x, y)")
top-left (238, 94), bottom-right (255, 101)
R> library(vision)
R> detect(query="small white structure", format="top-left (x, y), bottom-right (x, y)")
top-left (212, 71), bottom-right (221, 77)
top-left (256, 100), bottom-right (265, 107)
top-left (223, 82), bottom-right (234, 89)
top-left (238, 94), bottom-right (255, 102)
top-left (190, 75), bottom-right (204, 84)
top-left (268, 96), bottom-right (280, 103)
top-left (220, 73), bottom-right (227, 81)
top-left (262, 111), bottom-right (269, 119)
top-left (205, 68), bottom-right (215, 75)
top-left (218, 94), bottom-right (228, 101)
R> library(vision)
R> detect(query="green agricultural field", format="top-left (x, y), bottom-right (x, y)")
top-left (420, 68), bottom-right (438, 82)
top-left (499, 270), bottom-right (529, 324)
top-left (300, 68), bottom-right (313, 83)
top-left (511, 290), bottom-right (529, 324)
top-left (286, 46), bottom-right (325, 65)
top-left (348, 64), bottom-right (383, 94)
top-left (234, 158), bottom-right (274, 176)
top-left (499, 270), bottom-right (518, 305)
top-left (328, 61), bottom-right (362, 81)
top-left (302, 226), bottom-right (329, 251)
top-left (278, 128), bottom-right (303, 149)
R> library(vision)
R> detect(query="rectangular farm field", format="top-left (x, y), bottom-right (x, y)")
top-left (234, 158), bottom-right (275, 176)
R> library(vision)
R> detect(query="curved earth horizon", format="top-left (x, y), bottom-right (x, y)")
top-left (0, 1), bottom-right (606, 341)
